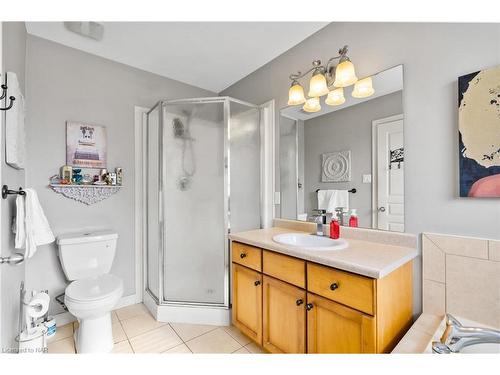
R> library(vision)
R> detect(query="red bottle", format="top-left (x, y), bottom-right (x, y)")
top-left (330, 217), bottom-right (340, 239)
top-left (349, 209), bottom-right (359, 227)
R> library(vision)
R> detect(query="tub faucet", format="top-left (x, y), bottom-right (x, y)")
top-left (432, 313), bottom-right (500, 353)
top-left (311, 209), bottom-right (327, 236)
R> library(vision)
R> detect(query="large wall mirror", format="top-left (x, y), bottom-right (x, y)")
top-left (278, 64), bottom-right (405, 232)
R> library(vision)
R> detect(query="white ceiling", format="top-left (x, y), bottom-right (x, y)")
top-left (281, 65), bottom-right (404, 121)
top-left (26, 22), bottom-right (327, 93)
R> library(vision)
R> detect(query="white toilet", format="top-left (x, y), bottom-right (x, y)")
top-left (57, 230), bottom-right (123, 353)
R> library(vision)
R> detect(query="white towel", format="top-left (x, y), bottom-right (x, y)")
top-left (15, 189), bottom-right (55, 258)
top-left (317, 189), bottom-right (349, 214)
top-left (5, 72), bottom-right (26, 170)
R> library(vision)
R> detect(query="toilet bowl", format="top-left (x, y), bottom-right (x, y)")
top-left (65, 274), bottom-right (123, 353)
top-left (57, 230), bottom-right (123, 353)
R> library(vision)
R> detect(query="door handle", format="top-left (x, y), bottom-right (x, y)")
top-left (378, 207), bottom-right (386, 212)
top-left (296, 299), bottom-right (304, 306)
top-left (240, 253), bottom-right (247, 259)
top-left (306, 303), bottom-right (314, 311)
top-left (254, 280), bottom-right (261, 286)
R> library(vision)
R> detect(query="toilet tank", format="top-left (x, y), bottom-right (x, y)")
top-left (57, 230), bottom-right (118, 280)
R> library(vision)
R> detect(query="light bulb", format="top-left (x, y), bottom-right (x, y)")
top-left (352, 76), bottom-right (375, 98)
top-left (303, 97), bottom-right (321, 113)
top-left (325, 88), bottom-right (346, 106)
top-left (308, 72), bottom-right (329, 97)
top-left (333, 59), bottom-right (358, 87)
top-left (287, 82), bottom-right (306, 105)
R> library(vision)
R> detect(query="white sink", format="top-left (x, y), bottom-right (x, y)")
top-left (272, 233), bottom-right (348, 251)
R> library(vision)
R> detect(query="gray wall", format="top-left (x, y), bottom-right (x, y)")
top-left (1, 22), bottom-right (27, 350)
top-left (303, 91), bottom-right (403, 226)
top-left (221, 23), bottom-right (500, 316)
top-left (25, 35), bottom-right (214, 315)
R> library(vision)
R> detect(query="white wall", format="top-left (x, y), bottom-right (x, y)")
top-left (25, 35), bottom-right (214, 315)
top-left (1, 22), bottom-right (27, 351)
top-left (222, 23), bottom-right (500, 315)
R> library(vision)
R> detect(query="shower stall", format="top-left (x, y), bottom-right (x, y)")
top-left (144, 97), bottom-right (262, 325)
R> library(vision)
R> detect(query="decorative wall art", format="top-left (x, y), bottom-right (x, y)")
top-left (458, 65), bottom-right (500, 197)
top-left (66, 121), bottom-right (107, 169)
top-left (322, 150), bottom-right (351, 182)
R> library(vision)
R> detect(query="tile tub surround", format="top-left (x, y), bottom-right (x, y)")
top-left (422, 233), bottom-right (500, 328)
top-left (47, 303), bottom-right (264, 354)
top-left (229, 226), bottom-right (418, 279)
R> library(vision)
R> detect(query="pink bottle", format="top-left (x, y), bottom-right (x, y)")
top-left (349, 209), bottom-right (359, 227)
top-left (330, 217), bottom-right (340, 239)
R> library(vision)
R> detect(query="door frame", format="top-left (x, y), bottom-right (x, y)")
top-left (371, 114), bottom-right (404, 229)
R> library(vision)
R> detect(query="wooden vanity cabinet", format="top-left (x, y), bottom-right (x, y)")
top-left (262, 275), bottom-right (306, 353)
top-left (306, 292), bottom-right (376, 353)
top-left (231, 242), bottom-right (413, 354)
top-left (231, 263), bottom-right (262, 345)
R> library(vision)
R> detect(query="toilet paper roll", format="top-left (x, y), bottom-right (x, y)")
top-left (25, 292), bottom-right (50, 320)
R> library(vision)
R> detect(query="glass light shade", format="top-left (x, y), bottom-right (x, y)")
top-left (287, 83), bottom-right (306, 105)
top-left (325, 88), bottom-right (346, 106)
top-left (303, 97), bottom-right (321, 113)
top-left (333, 60), bottom-right (358, 87)
top-left (307, 73), bottom-right (329, 97)
top-left (352, 76), bottom-right (375, 98)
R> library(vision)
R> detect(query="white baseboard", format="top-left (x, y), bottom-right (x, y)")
top-left (53, 293), bottom-right (141, 327)
top-left (143, 291), bottom-right (230, 326)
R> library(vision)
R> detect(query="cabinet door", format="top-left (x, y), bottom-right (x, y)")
top-left (307, 293), bottom-right (376, 353)
top-left (231, 263), bottom-right (262, 345)
top-left (262, 276), bottom-right (306, 353)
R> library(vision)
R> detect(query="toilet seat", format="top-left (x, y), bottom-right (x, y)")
top-left (66, 274), bottom-right (123, 305)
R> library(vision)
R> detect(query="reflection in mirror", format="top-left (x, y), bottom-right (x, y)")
top-left (278, 65), bottom-right (405, 232)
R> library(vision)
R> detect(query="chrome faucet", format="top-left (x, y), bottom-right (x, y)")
top-left (432, 314), bottom-right (500, 353)
top-left (311, 209), bottom-right (327, 236)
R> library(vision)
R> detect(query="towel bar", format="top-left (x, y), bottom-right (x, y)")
top-left (2, 185), bottom-right (26, 199)
top-left (316, 188), bottom-right (356, 194)
top-left (0, 253), bottom-right (24, 266)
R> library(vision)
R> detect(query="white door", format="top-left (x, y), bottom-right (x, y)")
top-left (373, 115), bottom-right (404, 232)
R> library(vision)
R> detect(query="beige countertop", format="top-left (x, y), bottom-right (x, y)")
top-left (229, 226), bottom-right (418, 279)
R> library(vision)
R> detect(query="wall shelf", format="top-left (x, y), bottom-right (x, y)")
top-left (49, 184), bottom-right (123, 205)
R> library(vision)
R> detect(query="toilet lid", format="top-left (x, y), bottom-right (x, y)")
top-left (66, 274), bottom-right (123, 302)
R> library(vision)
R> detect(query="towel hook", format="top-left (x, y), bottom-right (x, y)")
top-left (2, 185), bottom-right (26, 199)
top-left (1, 81), bottom-right (16, 111)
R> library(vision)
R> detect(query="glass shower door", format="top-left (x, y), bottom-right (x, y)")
top-left (161, 100), bottom-right (227, 306)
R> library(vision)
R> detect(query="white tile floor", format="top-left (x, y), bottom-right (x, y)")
top-left (48, 303), bottom-right (265, 354)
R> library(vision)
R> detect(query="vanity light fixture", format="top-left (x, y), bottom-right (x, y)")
top-left (287, 80), bottom-right (306, 105)
top-left (287, 45), bottom-right (374, 111)
top-left (352, 76), bottom-right (375, 98)
top-left (325, 88), bottom-right (345, 106)
top-left (303, 97), bottom-right (321, 113)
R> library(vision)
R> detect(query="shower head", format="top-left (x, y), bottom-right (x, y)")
top-left (173, 118), bottom-right (185, 138)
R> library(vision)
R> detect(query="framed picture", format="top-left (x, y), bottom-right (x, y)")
top-left (458, 66), bottom-right (500, 197)
top-left (66, 121), bottom-right (107, 169)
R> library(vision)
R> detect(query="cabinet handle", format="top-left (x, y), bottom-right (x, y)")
top-left (330, 282), bottom-right (339, 291)
top-left (254, 280), bottom-right (261, 286)
top-left (306, 303), bottom-right (314, 311)
top-left (296, 299), bottom-right (304, 306)
top-left (240, 253), bottom-right (247, 259)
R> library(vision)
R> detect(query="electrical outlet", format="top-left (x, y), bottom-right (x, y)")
top-left (362, 174), bottom-right (372, 183)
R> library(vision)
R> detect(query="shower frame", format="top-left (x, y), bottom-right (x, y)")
top-left (144, 96), bottom-right (261, 315)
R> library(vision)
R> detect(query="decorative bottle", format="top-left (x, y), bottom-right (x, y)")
top-left (330, 217), bottom-right (340, 239)
top-left (349, 209), bottom-right (359, 227)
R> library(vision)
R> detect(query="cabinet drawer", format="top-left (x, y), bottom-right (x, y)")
top-left (263, 250), bottom-right (305, 288)
top-left (307, 263), bottom-right (375, 315)
top-left (232, 242), bottom-right (262, 272)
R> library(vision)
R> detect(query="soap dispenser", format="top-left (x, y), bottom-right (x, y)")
top-left (349, 209), bottom-right (359, 227)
